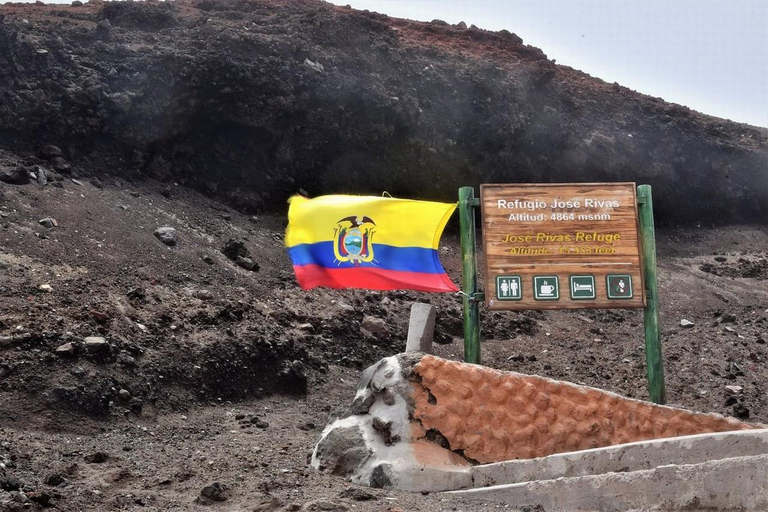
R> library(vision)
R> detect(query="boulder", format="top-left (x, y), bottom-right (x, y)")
top-left (236, 255), bottom-right (259, 271)
top-left (314, 425), bottom-right (372, 477)
top-left (0, 168), bottom-right (30, 185)
top-left (222, 239), bottom-right (249, 260)
top-left (41, 145), bottom-right (62, 157)
top-left (55, 342), bottom-right (76, 356)
top-left (84, 336), bottom-right (109, 353)
top-left (39, 217), bottom-right (57, 229)
top-left (153, 227), bottom-right (177, 246)
top-left (362, 316), bottom-right (387, 336)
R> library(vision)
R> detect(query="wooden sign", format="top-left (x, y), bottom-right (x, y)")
top-left (480, 183), bottom-right (645, 310)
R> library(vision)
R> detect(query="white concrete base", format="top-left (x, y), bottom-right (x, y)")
top-left (450, 454), bottom-right (768, 511)
top-left (471, 428), bottom-right (768, 488)
top-left (448, 430), bottom-right (768, 510)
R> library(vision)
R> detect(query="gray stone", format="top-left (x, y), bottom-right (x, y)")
top-left (371, 417), bottom-right (400, 446)
top-left (0, 168), bottom-right (30, 185)
top-left (312, 499), bottom-right (347, 511)
top-left (725, 385), bottom-right (743, 396)
top-left (44, 474), bottom-right (65, 487)
top-left (680, 319), bottom-right (694, 328)
top-left (314, 425), bottom-right (372, 477)
top-left (350, 394), bottom-right (375, 415)
top-left (733, 403), bottom-right (750, 419)
top-left (55, 342), bottom-right (76, 356)
top-left (94, 18), bottom-right (112, 39)
top-left (51, 157), bottom-right (70, 172)
top-left (84, 336), bottom-right (109, 352)
top-left (36, 167), bottom-right (48, 186)
top-left (1, 475), bottom-right (21, 491)
top-left (38, 217), bottom-right (57, 229)
top-left (195, 289), bottom-right (214, 300)
top-left (84, 451), bottom-right (108, 463)
top-left (338, 487), bottom-right (377, 501)
top-left (153, 227), bottom-right (177, 246)
top-left (126, 287), bottom-right (145, 299)
top-left (369, 463), bottom-right (394, 488)
top-left (200, 482), bottom-right (227, 502)
top-left (10, 491), bottom-right (29, 504)
top-left (304, 58), bottom-right (324, 73)
top-left (118, 389), bottom-right (131, 400)
top-left (41, 145), bottom-right (62, 157)
top-left (406, 303), bottom-right (436, 353)
top-left (222, 239), bottom-right (249, 260)
top-left (236, 256), bottom-right (259, 271)
top-left (337, 302), bottom-right (355, 313)
top-left (362, 316), bottom-right (387, 336)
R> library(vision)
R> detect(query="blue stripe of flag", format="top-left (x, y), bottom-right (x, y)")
top-left (287, 241), bottom-right (447, 274)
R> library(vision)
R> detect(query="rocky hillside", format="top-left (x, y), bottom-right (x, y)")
top-left (0, 0), bottom-right (766, 224)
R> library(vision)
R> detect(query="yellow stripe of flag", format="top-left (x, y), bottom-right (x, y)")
top-left (285, 195), bottom-right (457, 249)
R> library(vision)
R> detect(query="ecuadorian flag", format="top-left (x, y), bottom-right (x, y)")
top-left (286, 195), bottom-right (458, 292)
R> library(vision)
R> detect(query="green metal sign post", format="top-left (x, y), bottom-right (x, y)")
top-left (637, 185), bottom-right (666, 404)
top-left (458, 186), bottom-right (481, 364)
top-left (457, 183), bottom-right (667, 404)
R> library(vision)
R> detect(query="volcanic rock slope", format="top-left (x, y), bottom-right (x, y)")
top-left (1, 1), bottom-right (768, 511)
top-left (0, 0), bottom-right (766, 224)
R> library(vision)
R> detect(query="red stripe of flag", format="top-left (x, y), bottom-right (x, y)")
top-left (293, 264), bottom-right (458, 293)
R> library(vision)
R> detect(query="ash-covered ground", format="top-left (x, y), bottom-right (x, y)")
top-left (1, 169), bottom-right (766, 511)
top-left (1, 1), bottom-right (767, 510)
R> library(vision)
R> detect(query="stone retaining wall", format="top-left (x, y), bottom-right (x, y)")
top-left (312, 353), bottom-right (760, 491)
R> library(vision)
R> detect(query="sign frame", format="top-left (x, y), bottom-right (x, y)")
top-left (480, 182), bottom-right (646, 311)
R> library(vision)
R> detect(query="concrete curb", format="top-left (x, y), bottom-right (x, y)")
top-left (471, 428), bottom-right (768, 488)
top-left (450, 454), bottom-right (768, 511)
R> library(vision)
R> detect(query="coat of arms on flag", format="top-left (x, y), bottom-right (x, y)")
top-left (333, 216), bottom-right (376, 265)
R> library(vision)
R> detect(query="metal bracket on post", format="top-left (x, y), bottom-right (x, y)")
top-left (638, 185), bottom-right (666, 404)
top-left (471, 292), bottom-right (485, 303)
top-left (458, 187), bottom-right (481, 364)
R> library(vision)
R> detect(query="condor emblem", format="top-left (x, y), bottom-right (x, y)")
top-left (333, 216), bottom-right (376, 265)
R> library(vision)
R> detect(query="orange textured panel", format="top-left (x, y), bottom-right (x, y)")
top-left (411, 355), bottom-right (758, 464)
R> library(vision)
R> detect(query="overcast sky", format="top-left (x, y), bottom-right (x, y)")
top-left (327, 0), bottom-right (768, 128)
